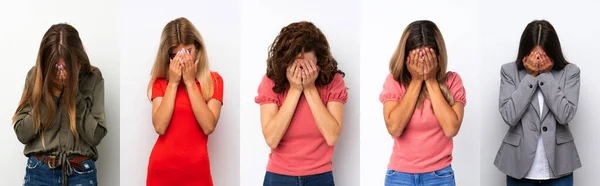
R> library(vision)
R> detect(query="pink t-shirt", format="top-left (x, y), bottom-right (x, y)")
top-left (379, 72), bottom-right (466, 173)
top-left (255, 73), bottom-right (348, 176)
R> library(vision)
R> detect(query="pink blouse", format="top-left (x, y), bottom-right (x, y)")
top-left (379, 72), bottom-right (466, 173)
top-left (255, 73), bottom-right (348, 176)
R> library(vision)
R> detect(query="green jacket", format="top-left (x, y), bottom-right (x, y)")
top-left (13, 67), bottom-right (107, 160)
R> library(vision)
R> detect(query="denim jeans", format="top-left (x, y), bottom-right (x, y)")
top-left (23, 156), bottom-right (98, 186)
top-left (385, 165), bottom-right (456, 186)
top-left (507, 174), bottom-right (573, 186)
top-left (263, 171), bottom-right (335, 186)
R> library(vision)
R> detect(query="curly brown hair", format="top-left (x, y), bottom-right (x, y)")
top-left (266, 21), bottom-right (344, 93)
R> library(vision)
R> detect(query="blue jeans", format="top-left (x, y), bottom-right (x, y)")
top-left (263, 171), bottom-right (335, 186)
top-left (23, 156), bottom-right (98, 186)
top-left (385, 165), bottom-right (456, 186)
top-left (506, 174), bottom-right (573, 186)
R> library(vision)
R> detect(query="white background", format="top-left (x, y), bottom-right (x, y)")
top-left (0, 0), bottom-right (120, 185)
top-left (239, 0), bottom-right (360, 185)
top-left (119, 0), bottom-right (240, 185)
top-left (360, 0), bottom-right (481, 185)
top-left (480, 0), bottom-right (600, 185)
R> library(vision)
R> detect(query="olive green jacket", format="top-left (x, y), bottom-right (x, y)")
top-left (13, 67), bottom-right (107, 160)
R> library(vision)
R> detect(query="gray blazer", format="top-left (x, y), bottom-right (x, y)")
top-left (494, 62), bottom-right (581, 179)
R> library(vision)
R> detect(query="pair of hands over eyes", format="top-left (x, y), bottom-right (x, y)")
top-left (523, 49), bottom-right (553, 77)
top-left (51, 64), bottom-right (67, 97)
top-left (407, 47), bottom-right (439, 82)
top-left (286, 58), bottom-right (319, 91)
top-left (169, 48), bottom-right (199, 86)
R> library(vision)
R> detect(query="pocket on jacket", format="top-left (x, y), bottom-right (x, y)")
top-left (502, 132), bottom-right (522, 146)
top-left (556, 131), bottom-right (574, 144)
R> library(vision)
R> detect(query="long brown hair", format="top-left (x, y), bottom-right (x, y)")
top-left (516, 20), bottom-right (570, 70)
top-left (389, 20), bottom-right (454, 106)
top-left (266, 21), bottom-right (344, 93)
top-left (13, 23), bottom-right (92, 147)
top-left (148, 17), bottom-right (213, 100)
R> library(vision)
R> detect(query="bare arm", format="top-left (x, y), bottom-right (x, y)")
top-left (426, 79), bottom-right (464, 137)
top-left (383, 80), bottom-right (421, 137)
top-left (303, 87), bottom-right (344, 146)
top-left (152, 82), bottom-right (178, 135)
top-left (260, 88), bottom-right (302, 149)
top-left (186, 82), bottom-right (222, 135)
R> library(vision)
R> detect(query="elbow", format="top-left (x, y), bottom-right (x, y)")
top-left (325, 134), bottom-right (340, 146)
top-left (266, 139), bottom-right (279, 149)
top-left (152, 121), bottom-right (166, 135)
top-left (442, 122), bottom-right (460, 138)
top-left (154, 127), bottom-right (166, 135)
top-left (500, 112), bottom-right (519, 127)
top-left (203, 126), bottom-right (215, 135)
top-left (16, 135), bottom-right (32, 144)
top-left (443, 128), bottom-right (459, 138)
top-left (201, 119), bottom-right (218, 135)
top-left (386, 126), bottom-right (403, 138)
top-left (385, 120), bottom-right (403, 138)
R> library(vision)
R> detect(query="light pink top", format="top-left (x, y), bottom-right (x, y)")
top-left (255, 73), bottom-right (348, 176)
top-left (379, 72), bottom-right (466, 173)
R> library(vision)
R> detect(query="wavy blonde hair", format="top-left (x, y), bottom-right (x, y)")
top-left (389, 20), bottom-right (454, 106)
top-left (148, 17), bottom-right (213, 100)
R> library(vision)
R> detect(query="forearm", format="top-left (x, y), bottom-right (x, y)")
top-left (499, 72), bottom-right (538, 126)
top-left (78, 80), bottom-right (107, 146)
top-left (186, 83), bottom-right (217, 135)
top-left (426, 80), bottom-right (460, 137)
top-left (537, 71), bottom-right (580, 124)
top-left (262, 88), bottom-right (302, 149)
top-left (386, 80), bottom-right (421, 137)
top-left (14, 113), bottom-right (39, 144)
top-left (152, 82), bottom-right (178, 135)
top-left (304, 86), bottom-right (341, 146)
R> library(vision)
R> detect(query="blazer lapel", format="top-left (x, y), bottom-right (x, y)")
top-left (540, 71), bottom-right (559, 120)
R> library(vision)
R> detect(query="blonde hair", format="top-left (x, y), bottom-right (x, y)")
top-left (148, 17), bottom-right (213, 100)
top-left (389, 20), bottom-right (454, 106)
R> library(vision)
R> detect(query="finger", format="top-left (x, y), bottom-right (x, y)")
top-left (425, 48), bottom-right (433, 67)
top-left (291, 62), bottom-right (298, 74)
top-left (294, 65), bottom-right (302, 80)
top-left (301, 67), bottom-right (307, 80)
top-left (430, 48), bottom-right (438, 65)
top-left (309, 60), bottom-right (317, 74)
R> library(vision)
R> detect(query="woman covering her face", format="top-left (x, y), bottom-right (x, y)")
top-left (13, 23), bottom-right (107, 186)
top-left (495, 20), bottom-right (581, 186)
top-left (255, 21), bottom-right (348, 186)
top-left (380, 20), bottom-right (466, 186)
top-left (146, 17), bottom-right (224, 186)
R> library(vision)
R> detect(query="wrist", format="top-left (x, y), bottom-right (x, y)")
top-left (167, 81), bottom-right (179, 89)
top-left (184, 80), bottom-right (196, 87)
top-left (303, 83), bottom-right (316, 91)
top-left (425, 78), bottom-right (438, 85)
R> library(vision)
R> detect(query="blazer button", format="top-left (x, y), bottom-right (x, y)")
top-left (542, 127), bottom-right (548, 132)
top-left (529, 84), bottom-right (533, 88)
top-left (540, 82), bottom-right (545, 86)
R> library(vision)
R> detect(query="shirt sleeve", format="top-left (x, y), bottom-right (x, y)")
top-left (379, 74), bottom-right (406, 103)
top-left (211, 72), bottom-right (224, 104)
top-left (446, 72), bottom-right (467, 106)
top-left (151, 79), bottom-right (166, 100)
top-left (254, 75), bottom-right (280, 105)
top-left (326, 73), bottom-right (348, 104)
